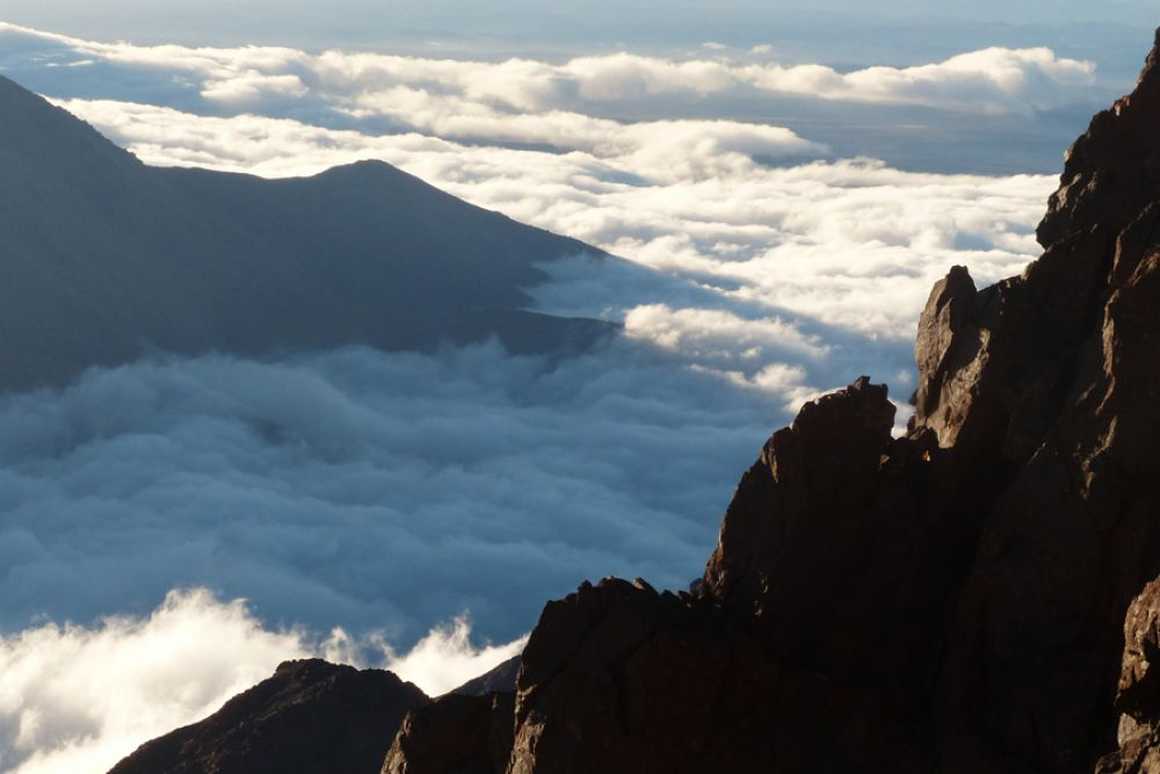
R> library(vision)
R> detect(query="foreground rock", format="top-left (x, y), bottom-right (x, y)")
top-left (1097, 580), bottom-right (1160, 774)
top-left (108, 660), bottom-right (427, 774)
top-left (383, 692), bottom-right (515, 774)
top-left (932, 28), bottom-right (1160, 770)
top-left (386, 27), bottom-right (1160, 774)
top-left (382, 656), bottom-right (521, 774)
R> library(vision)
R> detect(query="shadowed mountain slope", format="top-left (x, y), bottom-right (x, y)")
top-left (0, 75), bottom-right (613, 392)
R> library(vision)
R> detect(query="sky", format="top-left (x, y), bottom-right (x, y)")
top-left (0, 2), bottom-right (1153, 56)
top-left (0, 7), bottom-right (1154, 774)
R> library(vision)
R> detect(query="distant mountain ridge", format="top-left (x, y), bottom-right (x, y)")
top-left (0, 75), bottom-right (614, 392)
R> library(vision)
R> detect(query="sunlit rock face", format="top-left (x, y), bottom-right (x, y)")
top-left (1096, 579), bottom-right (1160, 774)
top-left (379, 28), bottom-right (1160, 774)
top-left (0, 74), bottom-right (612, 393)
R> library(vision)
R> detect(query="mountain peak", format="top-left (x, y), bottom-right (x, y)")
top-left (1036, 27), bottom-right (1160, 247)
top-left (314, 157), bottom-right (403, 179)
top-left (1142, 26), bottom-right (1160, 87)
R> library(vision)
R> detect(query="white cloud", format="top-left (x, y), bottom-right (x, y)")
top-left (200, 71), bottom-right (308, 104)
top-left (0, 589), bottom-right (523, 774)
top-left (624, 304), bottom-right (828, 362)
top-left (0, 341), bottom-right (802, 644)
top-left (380, 617), bottom-right (526, 697)
top-left (0, 21), bottom-right (1096, 125)
top-left (744, 46), bottom-right (1095, 114)
top-left (345, 89), bottom-right (826, 177)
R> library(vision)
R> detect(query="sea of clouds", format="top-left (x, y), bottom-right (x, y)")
top-left (0, 20), bottom-right (1109, 774)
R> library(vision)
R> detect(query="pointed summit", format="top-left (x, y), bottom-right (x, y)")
top-left (1144, 26), bottom-right (1160, 83)
top-left (1036, 27), bottom-right (1160, 247)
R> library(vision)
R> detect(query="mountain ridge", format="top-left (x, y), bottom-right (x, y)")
top-left (0, 75), bottom-right (615, 392)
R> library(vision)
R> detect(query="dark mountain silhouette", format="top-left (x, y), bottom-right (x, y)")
top-left (108, 25), bottom-right (1160, 774)
top-left (0, 75), bottom-right (614, 392)
top-left (107, 660), bottom-right (428, 774)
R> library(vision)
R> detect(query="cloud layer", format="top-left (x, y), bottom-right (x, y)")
top-left (0, 340), bottom-right (818, 639)
top-left (0, 20), bottom-right (1115, 178)
top-left (0, 22), bottom-right (1070, 774)
top-left (0, 21), bottom-right (1096, 123)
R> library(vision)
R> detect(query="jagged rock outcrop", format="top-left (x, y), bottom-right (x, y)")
top-left (108, 660), bottom-right (427, 774)
top-left (384, 27), bottom-right (1160, 774)
top-left (1037, 27), bottom-right (1160, 249)
top-left (482, 379), bottom-right (966, 774)
top-left (378, 653), bottom-right (523, 774)
top-left (928, 29), bottom-right (1160, 770)
top-left (507, 577), bottom-right (787, 773)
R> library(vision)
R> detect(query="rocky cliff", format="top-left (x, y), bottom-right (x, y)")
top-left (383, 27), bottom-right (1160, 774)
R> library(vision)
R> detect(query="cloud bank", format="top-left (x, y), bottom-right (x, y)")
top-left (0, 21), bottom-right (1107, 173)
top-left (0, 22), bottom-right (1096, 123)
top-left (0, 341), bottom-right (807, 642)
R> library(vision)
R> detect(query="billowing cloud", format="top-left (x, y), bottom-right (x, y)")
top-left (0, 341), bottom-right (803, 644)
top-left (0, 22), bottom-right (1096, 124)
top-left (0, 589), bottom-right (524, 774)
top-left (624, 305), bottom-right (828, 363)
top-left (379, 617), bottom-right (526, 697)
